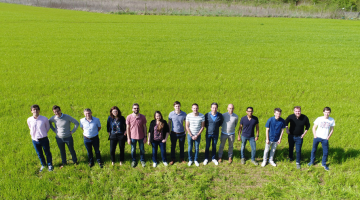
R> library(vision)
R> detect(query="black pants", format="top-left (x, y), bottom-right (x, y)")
top-left (109, 134), bottom-right (127, 162)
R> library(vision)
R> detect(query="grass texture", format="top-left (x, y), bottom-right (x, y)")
top-left (0, 2), bottom-right (360, 199)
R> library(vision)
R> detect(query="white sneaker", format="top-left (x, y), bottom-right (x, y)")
top-left (269, 161), bottom-right (277, 167)
top-left (163, 162), bottom-right (168, 166)
top-left (39, 166), bottom-right (45, 172)
top-left (188, 161), bottom-right (193, 166)
top-left (203, 159), bottom-right (208, 165)
top-left (261, 161), bottom-right (266, 167)
top-left (212, 159), bottom-right (219, 166)
top-left (153, 162), bottom-right (157, 168)
top-left (194, 161), bottom-right (199, 167)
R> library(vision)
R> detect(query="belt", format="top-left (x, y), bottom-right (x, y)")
top-left (38, 136), bottom-right (48, 140)
top-left (172, 131), bottom-right (185, 134)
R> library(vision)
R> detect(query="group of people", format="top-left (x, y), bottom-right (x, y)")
top-left (27, 102), bottom-right (335, 172)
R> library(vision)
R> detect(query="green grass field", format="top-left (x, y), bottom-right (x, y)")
top-left (1, 2), bottom-right (360, 199)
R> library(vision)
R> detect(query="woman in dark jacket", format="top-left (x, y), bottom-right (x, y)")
top-left (107, 106), bottom-right (127, 166)
top-left (147, 111), bottom-right (170, 167)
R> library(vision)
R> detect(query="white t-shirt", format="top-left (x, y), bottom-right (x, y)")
top-left (186, 113), bottom-right (205, 136)
top-left (314, 117), bottom-right (335, 139)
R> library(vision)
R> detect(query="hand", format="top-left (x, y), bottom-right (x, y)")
top-left (124, 132), bottom-right (127, 136)
top-left (238, 136), bottom-right (241, 141)
top-left (301, 134), bottom-right (305, 139)
top-left (162, 139), bottom-right (166, 143)
top-left (147, 141), bottom-right (150, 145)
top-left (266, 139), bottom-right (269, 144)
top-left (277, 139), bottom-right (281, 144)
top-left (143, 137), bottom-right (147, 143)
top-left (127, 139), bottom-right (131, 145)
top-left (191, 135), bottom-right (196, 140)
top-left (70, 131), bottom-right (73, 135)
top-left (314, 136), bottom-right (317, 139)
top-left (255, 137), bottom-right (259, 141)
top-left (286, 130), bottom-right (290, 134)
top-left (108, 132), bottom-right (111, 136)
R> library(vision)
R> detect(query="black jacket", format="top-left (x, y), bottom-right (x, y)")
top-left (148, 120), bottom-right (170, 143)
top-left (106, 116), bottom-right (126, 140)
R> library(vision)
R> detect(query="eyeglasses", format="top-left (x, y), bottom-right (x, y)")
top-left (133, 108), bottom-right (139, 110)
top-left (246, 111), bottom-right (253, 113)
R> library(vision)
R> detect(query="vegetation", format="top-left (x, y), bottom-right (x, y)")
top-left (1, 2), bottom-right (360, 199)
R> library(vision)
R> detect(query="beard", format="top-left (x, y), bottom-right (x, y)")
top-left (133, 111), bottom-right (139, 114)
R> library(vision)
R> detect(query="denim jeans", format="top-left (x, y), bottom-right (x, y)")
top-left (310, 138), bottom-right (329, 165)
top-left (110, 134), bottom-right (127, 162)
top-left (218, 134), bottom-right (235, 159)
top-left (131, 138), bottom-right (145, 162)
top-left (241, 136), bottom-right (256, 161)
top-left (187, 134), bottom-right (201, 162)
top-left (288, 135), bottom-right (303, 164)
top-left (56, 136), bottom-right (77, 164)
top-left (204, 134), bottom-right (219, 160)
top-left (152, 140), bottom-right (167, 163)
top-left (32, 137), bottom-right (52, 166)
top-left (170, 132), bottom-right (186, 160)
top-left (83, 135), bottom-right (102, 164)
top-left (263, 141), bottom-right (278, 162)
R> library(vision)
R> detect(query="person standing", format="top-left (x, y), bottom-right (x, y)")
top-left (168, 101), bottom-right (187, 165)
top-left (107, 106), bottom-right (127, 166)
top-left (49, 105), bottom-right (79, 168)
top-left (27, 104), bottom-right (53, 172)
top-left (126, 103), bottom-right (147, 168)
top-left (308, 107), bottom-right (335, 171)
top-left (204, 103), bottom-right (223, 166)
top-left (147, 111), bottom-right (170, 167)
top-left (186, 103), bottom-right (205, 167)
top-left (80, 108), bottom-right (103, 168)
top-left (285, 106), bottom-right (310, 169)
top-left (261, 108), bottom-right (285, 167)
top-left (238, 107), bottom-right (259, 166)
top-left (218, 104), bottom-right (238, 164)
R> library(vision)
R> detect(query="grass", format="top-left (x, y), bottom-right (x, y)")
top-left (1, 2), bottom-right (360, 199)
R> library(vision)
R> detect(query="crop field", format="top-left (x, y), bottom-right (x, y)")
top-left (1, 2), bottom-right (360, 199)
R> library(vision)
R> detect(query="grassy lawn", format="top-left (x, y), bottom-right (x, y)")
top-left (0, 3), bottom-right (359, 199)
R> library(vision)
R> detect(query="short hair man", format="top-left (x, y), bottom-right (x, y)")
top-left (80, 108), bottom-right (103, 168)
top-left (285, 106), bottom-right (310, 169)
top-left (204, 102), bottom-right (224, 166)
top-left (186, 103), bottom-right (205, 167)
top-left (168, 101), bottom-right (187, 165)
top-left (218, 104), bottom-right (238, 164)
top-left (308, 107), bottom-right (335, 171)
top-left (261, 108), bottom-right (285, 167)
top-left (27, 105), bottom-right (53, 172)
top-left (126, 103), bottom-right (147, 168)
top-left (49, 105), bottom-right (79, 168)
top-left (238, 107), bottom-right (259, 166)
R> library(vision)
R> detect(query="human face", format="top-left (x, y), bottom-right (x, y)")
top-left (211, 105), bottom-right (218, 115)
top-left (111, 109), bottom-right (118, 118)
top-left (246, 108), bottom-right (253, 117)
top-left (155, 113), bottom-right (162, 121)
top-left (294, 108), bottom-right (301, 118)
top-left (31, 107), bottom-right (40, 117)
top-left (132, 106), bottom-right (139, 114)
top-left (174, 104), bottom-right (181, 112)
top-left (274, 111), bottom-right (281, 119)
top-left (227, 104), bottom-right (234, 115)
top-left (84, 111), bottom-right (92, 120)
top-left (192, 105), bottom-right (199, 114)
top-left (323, 110), bottom-right (331, 119)
top-left (53, 108), bottom-right (62, 118)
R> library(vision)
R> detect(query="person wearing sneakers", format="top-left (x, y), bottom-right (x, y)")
top-left (218, 104), bottom-right (238, 164)
top-left (238, 107), bottom-right (259, 166)
top-left (126, 103), bottom-right (147, 168)
top-left (168, 101), bottom-right (187, 165)
top-left (261, 108), bottom-right (285, 167)
top-left (147, 111), bottom-right (170, 168)
top-left (308, 107), bottom-right (335, 171)
top-left (204, 103), bottom-right (224, 166)
top-left (186, 103), bottom-right (205, 167)
top-left (27, 104), bottom-right (54, 172)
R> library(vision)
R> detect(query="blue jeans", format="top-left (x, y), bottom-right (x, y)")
top-left (152, 140), bottom-right (167, 163)
top-left (170, 132), bottom-right (186, 160)
top-left (204, 134), bottom-right (219, 160)
top-left (187, 134), bottom-right (201, 162)
top-left (32, 137), bottom-right (52, 166)
top-left (56, 136), bottom-right (77, 164)
top-left (241, 136), bottom-right (256, 161)
top-left (131, 138), bottom-right (145, 162)
top-left (288, 135), bottom-right (303, 164)
top-left (83, 135), bottom-right (102, 164)
top-left (310, 138), bottom-right (329, 165)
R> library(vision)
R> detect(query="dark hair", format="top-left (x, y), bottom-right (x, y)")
top-left (192, 103), bottom-right (198, 107)
top-left (154, 111), bottom-right (165, 131)
top-left (52, 105), bottom-right (60, 111)
top-left (31, 104), bottom-right (40, 111)
top-left (84, 108), bottom-right (92, 113)
top-left (173, 101), bottom-right (181, 106)
top-left (323, 107), bottom-right (331, 112)
top-left (246, 107), bottom-right (253, 111)
top-left (132, 103), bottom-right (139, 108)
top-left (294, 106), bottom-right (301, 110)
top-left (211, 102), bottom-right (218, 108)
top-left (274, 108), bottom-right (282, 113)
top-left (110, 106), bottom-right (122, 119)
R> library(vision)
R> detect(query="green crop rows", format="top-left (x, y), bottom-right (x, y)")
top-left (0, 3), bottom-right (359, 199)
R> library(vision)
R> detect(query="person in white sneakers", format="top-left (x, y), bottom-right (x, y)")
top-left (261, 108), bottom-right (285, 167)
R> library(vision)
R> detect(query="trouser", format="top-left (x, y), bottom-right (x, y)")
top-left (32, 137), bottom-right (52, 166)
top-left (187, 134), bottom-right (201, 162)
top-left (170, 132), bottom-right (186, 160)
top-left (131, 138), bottom-right (145, 162)
top-left (152, 140), bottom-right (167, 163)
top-left (288, 135), bottom-right (303, 164)
top-left (110, 134), bottom-right (127, 162)
top-left (204, 134), bottom-right (218, 160)
top-left (310, 138), bottom-right (329, 165)
top-left (83, 135), bottom-right (102, 164)
top-left (241, 136), bottom-right (256, 161)
top-left (56, 136), bottom-right (77, 164)
top-left (218, 133), bottom-right (235, 159)
top-left (263, 141), bottom-right (278, 162)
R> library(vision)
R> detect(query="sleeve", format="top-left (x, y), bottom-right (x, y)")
top-left (186, 115), bottom-right (189, 122)
top-left (120, 116), bottom-right (126, 132)
top-left (331, 119), bottom-right (335, 127)
top-left (80, 119), bottom-right (83, 128)
top-left (44, 118), bottom-right (50, 133)
top-left (148, 121), bottom-right (153, 133)
top-left (282, 119), bottom-right (286, 128)
top-left (305, 116), bottom-right (310, 130)
top-left (27, 118), bottom-right (31, 129)
top-left (143, 115), bottom-right (147, 124)
top-left (204, 113), bottom-right (209, 127)
top-left (256, 117), bottom-right (259, 125)
top-left (265, 118), bottom-right (271, 128)
top-left (219, 114), bottom-right (224, 126)
top-left (240, 117), bottom-right (244, 125)
top-left (70, 116), bottom-right (79, 133)
top-left (164, 121), bottom-right (170, 133)
top-left (285, 116), bottom-right (290, 126)
top-left (234, 116), bottom-right (238, 128)
top-left (201, 115), bottom-right (205, 122)
top-left (97, 118), bottom-right (101, 128)
top-left (49, 117), bottom-right (57, 133)
top-left (107, 117), bottom-right (111, 133)
top-left (313, 117), bottom-right (319, 125)
top-left (168, 112), bottom-right (172, 121)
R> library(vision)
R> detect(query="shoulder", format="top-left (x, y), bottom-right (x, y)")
top-left (233, 113), bottom-right (239, 118)
top-left (39, 115), bottom-right (49, 121)
top-left (199, 113), bottom-right (204, 117)
top-left (107, 116), bottom-right (112, 120)
top-left (168, 111), bottom-right (174, 116)
top-left (126, 114), bottom-right (133, 120)
top-left (27, 116), bottom-right (33, 122)
top-left (49, 116), bottom-right (55, 121)
top-left (80, 118), bottom-right (85, 123)
top-left (181, 111), bottom-right (187, 116)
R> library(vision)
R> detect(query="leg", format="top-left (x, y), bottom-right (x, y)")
top-left (321, 139), bottom-right (329, 166)
top-left (152, 141), bottom-right (158, 163)
top-left (119, 136), bottom-right (126, 162)
top-left (92, 136), bottom-right (102, 163)
top-left (194, 135), bottom-right (201, 162)
top-left (139, 139), bottom-right (145, 162)
top-left (131, 139), bottom-right (137, 162)
top-left (310, 138), bottom-right (321, 164)
top-left (187, 134), bottom-right (193, 161)
top-left (40, 138), bottom-right (53, 167)
top-left (56, 137), bottom-right (67, 165)
top-left (218, 134), bottom-right (227, 159)
top-left (65, 136), bottom-right (77, 163)
top-left (178, 134), bottom-right (186, 160)
top-left (32, 140), bottom-right (45, 166)
top-left (294, 137), bottom-right (303, 164)
top-left (249, 137), bottom-right (256, 161)
top-left (160, 142), bottom-right (167, 162)
top-left (110, 139), bottom-right (118, 163)
top-left (228, 135), bottom-right (235, 158)
top-left (84, 137), bottom-right (94, 164)
top-left (240, 136), bottom-right (248, 159)
top-left (204, 134), bottom-right (211, 160)
top-left (269, 142), bottom-right (278, 162)
top-left (263, 142), bottom-right (270, 161)
top-left (288, 135), bottom-right (295, 160)
top-left (170, 132), bottom-right (177, 161)
top-left (211, 135), bottom-right (218, 160)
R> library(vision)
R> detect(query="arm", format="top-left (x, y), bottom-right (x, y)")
top-left (106, 117), bottom-right (111, 136)
top-left (285, 117), bottom-right (290, 134)
top-left (255, 123), bottom-right (259, 141)
top-left (327, 126), bottom-right (334, 140)
top-left (186, 121), bottom-right (192, 136)
top-left (45, 118), bottom-right (50, 133)
top-left (301, 117), bottom-right (310, 138)
top-left (162, 132), bottom-right (170, 143)
top-left (197, 121), bottom-right (205, 136)
top-left (237, 124), bottom-right (243, 141)
top-left (70, 116), bottom-right (79, 134)
top-left (49, 118), bottom-right (57, 133)
top-left (147, 132), bottom-right (151, 145)
top-left (312, 124), bottom-right (318, 138)
top-left (265, 128), bottom-right (270, 144)
top-left (143, 123), bottom-right (147, 143)
top-left (168, 119), bottom-right (172, 133)
top-left (126, 124), bottom-right (131, 145)
top-left (278, 128), bottom-right (284, 144)
top-left (162, 122), bottom-right (170, 143)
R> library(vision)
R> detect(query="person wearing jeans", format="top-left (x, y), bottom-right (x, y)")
top-left (308, 107), bottom-right (335, 171)
top-left (187, 134), bottom-right (201, 163)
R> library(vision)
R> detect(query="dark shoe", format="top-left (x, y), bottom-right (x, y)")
top-left (169, 160), bottom-right (175, 165)
top-left (74, 162), bottom-right (79, 165)
top-left (98, 163), bottom-right (103, 168)
top-left (288, 158), bottom-right (294, 162)
top-left (89, 163), bottom-right (94, 168)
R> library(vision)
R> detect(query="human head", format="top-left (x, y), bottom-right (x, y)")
top-left (110, 106), bottom-right (122, 119)
top-left (227, 104), bottom-right (234, 114)
top-left (246, 107), bottom-right (253, 117)
top-left (274, 108), bottom-right (282, 119)
top-left (31, 104), bottom-right (40, 117)
top-left (211, 102), bottom-right (218, 114)
top-left (52, 105), bottom-right (62, 117)
top-left (323, 107), bottom-right (331, 119)
top-left (154, 111), bottom-right (163, 121)
top-left (174, 101), bottom-right (181, 112)
top-left (293, 106), bottom-right (301, 118)
top-left (84, 108), bottom-right (92, 120)
top-left (132, 103), bottom-right (140, 114)
top-left (192, 103), bottom-right (199, 114)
